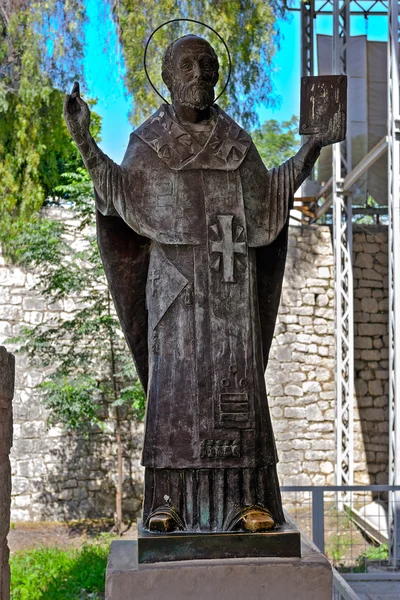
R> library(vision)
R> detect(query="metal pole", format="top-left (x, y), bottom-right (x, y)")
top-left (301, 0), bottom-right (315, 78)
top-left (312, 488), bottom-right (325, 553)
top-left (387, 0), bottom-right (400, 566)
top-left (300, 0), bottom-right (317, 207)
top-left (333, 0), bottom-right (354, 491)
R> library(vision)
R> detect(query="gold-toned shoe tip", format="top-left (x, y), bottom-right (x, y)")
top-left (241, 509), bottom-right (275, 532)
top-left (148, 513), bottom-right (176, 533)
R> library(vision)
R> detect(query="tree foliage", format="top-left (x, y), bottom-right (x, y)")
top-left (9, 169), bottom-right (146, 431)
top-left (0, 0), bottom-right (86, 234)
top-left (108, 0), bottom-right (286, 127)
top-left (8, 164), bottom-right (145, 531)
top-left (252, 115), bottom-right (300, 167)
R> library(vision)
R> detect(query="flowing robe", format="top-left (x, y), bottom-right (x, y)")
top-left (82, 105), bottom-right (320, 530)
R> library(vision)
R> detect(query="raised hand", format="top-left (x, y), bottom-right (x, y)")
top-left (311, 110), bottom-right (347, 148)
top-left (63, 81), bottom-right (91, 144)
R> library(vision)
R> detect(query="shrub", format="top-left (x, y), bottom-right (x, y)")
top-left (10, 540), bottom-right (110, 599)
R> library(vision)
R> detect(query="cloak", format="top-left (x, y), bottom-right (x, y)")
top-left (94, 104), bottom-right (312, 470)
top-left (97, 105), bottom-right (292, 393)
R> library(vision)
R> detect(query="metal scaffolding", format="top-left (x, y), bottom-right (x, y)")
top-left (301, 0), bottom-right (315, 78)
top-left (332, 0), bottom-right (355, 490)
top-left (387, 0), bottom-right (400, 564)
top-left (294, 0), bottom-right (400, 562)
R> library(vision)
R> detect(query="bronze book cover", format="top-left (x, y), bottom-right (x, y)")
top-left (300, 75), bottom-right (347, 142)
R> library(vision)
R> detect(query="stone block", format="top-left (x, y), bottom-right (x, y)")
top-left (305, 405), bottom-right (324, 422)
top-left (105, 539), bottom-right (332, 600)
top-left (355, 253), bottom-right (373, 269)
top-left (368, 380), bottom-right (384, 397)
top-left (361, 349), bottom-right (382, 361)
top-left (358, 323), bottom-right (386, 337)
top-left (22, 297), bottom-right (45, 311)
top-left (355, 288), bottom-right (372, 299)
top-left (361, 297), bottom-right (379, 313)
top-left (284, 385), bottom-right (304, 398)
top-left (302, 293), bottom-right (315, 306)
top-left (303, 381), bottom-right (322, 393)
top-left (363, 243), bottom-right (381, 254)
top-left (375, 251), bottom-right (388, 266)
top-left (317, 267), bottom-right (331, 279)
top-left (360, 279), bottom-right (384, 289)
top-left (320, 461), bottom-right (334, 475)
top-left (355, 379), bottom-right (368, 396)
top-left (276, 346), bottom-right (292, 362)
top-left (362, 269), bottom-right (382, 282)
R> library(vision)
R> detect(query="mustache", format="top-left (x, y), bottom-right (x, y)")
top-left (172, 79), bottom-right (215, 109)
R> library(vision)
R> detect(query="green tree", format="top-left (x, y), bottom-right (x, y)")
top-left (108, 0), bottom-right (286, 127)
top-left (9, 169), bottom-right (146, 533)
top-left (252, 115), bottom-right (300, 167)
top-left (0, 1), bottom-right (86, 235)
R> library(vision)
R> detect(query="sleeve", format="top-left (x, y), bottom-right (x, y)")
top-left (264, 137), bottom-right (321, 243)
top-left (76, 135), bottom-right (138, 229)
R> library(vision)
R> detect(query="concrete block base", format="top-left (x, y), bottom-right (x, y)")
top-left (105, 539), bottom-right (333, 600)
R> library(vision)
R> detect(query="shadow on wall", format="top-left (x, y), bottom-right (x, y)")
top-left (352, 226), bottom-right (389, 488)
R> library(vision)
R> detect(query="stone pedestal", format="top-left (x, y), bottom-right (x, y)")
top-left (138, 519), bottom-right (301, 564)
top-left (0, 347), bottom-right (14, 600)
top-left (105, 539), bottom-right (333, 600)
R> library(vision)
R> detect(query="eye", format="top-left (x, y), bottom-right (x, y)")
top-left (181, 62), bottom-right (192, 71)
top-left (200, 59), bottom-right (213, 72)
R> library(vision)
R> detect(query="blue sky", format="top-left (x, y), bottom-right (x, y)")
top-left (83, 1), bottom-right (388, 163)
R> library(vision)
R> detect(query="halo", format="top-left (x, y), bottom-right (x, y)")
top-left (143, 18), bottom-right (232, 105)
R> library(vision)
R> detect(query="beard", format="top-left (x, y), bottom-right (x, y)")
top-left (172, 79), bottom-right (215, 110)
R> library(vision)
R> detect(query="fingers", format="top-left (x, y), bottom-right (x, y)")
top-left (64, 81), bottom-right (81, 115)
top-left (64, 81), bottom-right (84, 116)
top-left (71, 81), bottom-right (80, 98)
top-left (75, 95), bottom-right (86, 107)
top-left (64, 94), bottom-right (80, 115)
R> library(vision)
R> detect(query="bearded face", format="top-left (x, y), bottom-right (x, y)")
top-left (162, 36), bottom-right (219, 111)
top-left (171, 76), bottom-right (215, 110)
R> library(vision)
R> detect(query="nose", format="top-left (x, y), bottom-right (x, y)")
top-left (192, 61), bottom-right (202, 80)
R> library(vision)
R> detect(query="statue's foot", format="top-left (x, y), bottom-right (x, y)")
top-left (226, 504), bottom-right (275, 532)
top-left (145, 504), bottom-right (185, 533)
top-left (239, 505), bottom-right (275, 532)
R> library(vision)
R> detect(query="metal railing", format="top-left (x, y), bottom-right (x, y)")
top-left (332, 570), bottom-right (362, 600)
top-left (282, 484), bottom-right (400, 599)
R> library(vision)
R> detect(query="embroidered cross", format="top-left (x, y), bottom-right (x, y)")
top-left (210, 216), bottom-right (246, 283)
top-left (213, 123), bottom-right (249, 163)
top-left (149, 269), bottom-right (160, 296)
top-left (143, 118), bottom-right (199, 163)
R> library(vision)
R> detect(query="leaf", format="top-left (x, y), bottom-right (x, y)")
top-left (106, 0), bottom-right (286, 128)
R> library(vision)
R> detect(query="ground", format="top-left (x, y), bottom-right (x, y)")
top-left (8, 520), bottom-right (138, 552)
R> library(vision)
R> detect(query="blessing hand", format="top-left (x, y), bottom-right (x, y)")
top-left (63, 81), bottom-right (91, 143)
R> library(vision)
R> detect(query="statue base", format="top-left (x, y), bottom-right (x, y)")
top-left (137, 519), bottom-right (301, 563)
top-left (105, 539), bottom-right (333, 600)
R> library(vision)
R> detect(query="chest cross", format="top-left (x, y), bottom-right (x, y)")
top-left (213, 122), bottom-right (249, 163)
top-left (210, 215), bottom-right (246, 283)
top-left (149, 269), bottom-right (160, 296)
top-left (144, 119), bottom-right (198, 163)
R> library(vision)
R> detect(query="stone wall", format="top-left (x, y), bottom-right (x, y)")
top-left (267, 224), bottom-right (390, 488)
top-left (0, 229), bottom-right (144, 522)
top-left (353, 226), bottom-right (389, 485)
top-left (0, 223), bottom-right (390, 521)
top-left (267, 226), bottom-right (336, 487)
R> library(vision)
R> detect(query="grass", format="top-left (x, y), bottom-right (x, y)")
top-left (356, 543), bottom-right (389, 572)
top-left (10, 537), bottom-right (112, 599)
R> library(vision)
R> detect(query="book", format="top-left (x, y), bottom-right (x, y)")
top-left (300, 75), bottom-right (347, 142)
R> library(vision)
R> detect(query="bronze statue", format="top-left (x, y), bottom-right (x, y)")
top-left (64, 34), bottom-right (343, 536)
